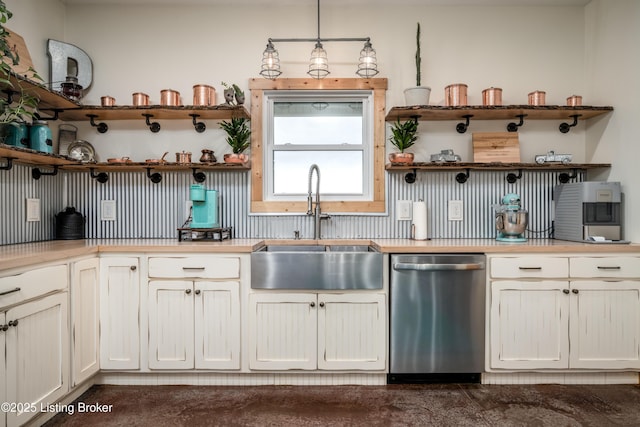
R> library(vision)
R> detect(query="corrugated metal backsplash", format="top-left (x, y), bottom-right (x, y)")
top-left (1, 167), bottom-right (584, 244)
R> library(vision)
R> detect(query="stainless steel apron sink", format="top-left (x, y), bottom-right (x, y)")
top-left (251, 244), bottom-right (383, 290)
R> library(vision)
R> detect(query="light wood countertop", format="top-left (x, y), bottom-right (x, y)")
top-left (1, 238), bottom-right (638, 272)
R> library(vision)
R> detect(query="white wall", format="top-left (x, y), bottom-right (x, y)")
top-left (5, 0), bottom-right (637, 239)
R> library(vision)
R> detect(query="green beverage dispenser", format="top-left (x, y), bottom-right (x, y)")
top-left (189, 184), bottom-right (220, 228)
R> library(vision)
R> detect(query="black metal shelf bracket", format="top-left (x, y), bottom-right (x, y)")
top-left (559, 169), bottom-right (578, 183)
top-left (89, 168), bottom-right (109, 183)
top-left (456, 115), bottom-right (473, 134)
top-left (146, 167), bottom-right (162, 183)
top-left (36, 110), bottom-right (61, 121)
top-left (404, 168), bottom-right (417, 184)
top-left (507, 114), bottom-right (527, 132)
top-left (87, 114), bottom-right (109, 133)
top-left (0, 157), bottom-right (14, 171)
top-left (31, 165), bottom-right (58, 180)
top-left (190, 114), bottom-right (206, 133)
top-left (3, 89), bottom-right (15, 104)
top-left (192, 168), bottom-right (206, 183)
top-left (456, 168), bottom-right (470, 184)
top-left (559, 114), bottom-right (581, 133)
top-left (143, 114), bottom-right (161, 133)
top-left (506, 169), bottom-right (523, 183)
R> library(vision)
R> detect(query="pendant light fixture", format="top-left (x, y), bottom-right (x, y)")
top-left (259, 0), bottom-right (379, 80)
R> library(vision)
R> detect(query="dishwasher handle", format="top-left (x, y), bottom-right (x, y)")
top-left (393, 262), bottom-right (485, 272)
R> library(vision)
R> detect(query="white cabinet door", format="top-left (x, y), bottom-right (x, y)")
top-left (99, 257), bottom-right (140, 370)
top-left (71, 258), bottom-right (100, 386)
top-left (490, 280), bottom-right (570, 369)
top-left (569, 280), bottom-right (640, 369)
top-left (194, 281), bottom-right (240, 369)
top-left (148, 280), bottom-right (195, 369)
top-left (249, 293), bottom-right (317, 370)
top-left (5, 293), bottom-right (69, 427)
top-left (318, 293), bottom-right (386, 370)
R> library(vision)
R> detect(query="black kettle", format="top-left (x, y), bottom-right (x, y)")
top-left (55, 207), bottom-right (86, 240)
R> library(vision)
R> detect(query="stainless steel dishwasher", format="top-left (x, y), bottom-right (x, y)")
top-left (388, 254), bottom-right (486, 383)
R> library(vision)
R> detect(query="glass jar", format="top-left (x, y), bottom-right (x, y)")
top-left (61, 76), bottom-right (83, 102)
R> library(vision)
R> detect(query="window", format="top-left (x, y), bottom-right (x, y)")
top-left (249, 78), bottom-right (387, 214)
top-left (265, 92), bottom-right (373, 201)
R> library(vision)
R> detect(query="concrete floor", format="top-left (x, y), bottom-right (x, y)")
top-left (43, 383), bottom-right (640, 426)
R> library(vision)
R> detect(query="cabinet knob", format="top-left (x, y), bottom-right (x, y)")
top-left (185, 289), bottom-right (192, 294)
top-left (319, 302), bottom-right (325, 308)
top-left (130, 265), bottom-right (137, 271)
top-left (1, 324), bottom-right (8, 332)
top-left (310, 302), bottom-right (315, 308)
top-left (195, 289), bottom-right (201, 295)
top-left (563, 289), bottom-right (570, 294)
top-left (572, 289), bottom-right (579, 294)
top-left (8, 320), bottom-right (18, 327)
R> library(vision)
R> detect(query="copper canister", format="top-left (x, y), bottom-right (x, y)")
top-left (445, 83), bottom-right (468, 106)
top-left (208, 85), bottom-right (216, 105)
top-left (482, 87), bottom-right (502, 106)
top-left (567, 95), bottom-right (582, 106)
top-left (161, 89), bottom-right (181, 106)
top-left (193, 85), bottom-right (209, 106)
top-left (132, 92), bottom-right (150, 106)
top-left (101, 96), bottom-right (116, 106)
top-left (528, 90), bottom-right (546, 106)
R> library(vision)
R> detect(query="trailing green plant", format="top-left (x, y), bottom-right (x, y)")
top-left (220, 117), bottom-right (251, 154)
top-left (389, 118), bottom-right (419, 153)
top-left (415, 22), bottom-right (421, 87)
top-left (0, 1), bottom-right (41, 125)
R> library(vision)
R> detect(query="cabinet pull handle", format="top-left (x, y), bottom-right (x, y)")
top-left (563, 289), bottom-right (570, 294)
top-left (182, 267), bottom-right (206, 271)
top-left (8, 320), bottom-right (18, 327)
top-left (519, 267), bottom-right (542, 270)
top-left (195, 289), bottom-right (201, 295)
top-left (185, 289), bottom-right (192, 294)
top-left (572, 289), bottom-right (579, 294)
top-left (597, 266), bottom-right (621, 270)
top-left (310, 302), bottom-right (316, 308)
top-left (319, 302), bottom-right (325, 308)
top-left (130, 265), bottom-right (137, 271)
top-left (0, 287), bottom-right (20, 296)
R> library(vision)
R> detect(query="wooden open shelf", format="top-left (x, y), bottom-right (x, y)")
top-left (386, 162), bottom-right (611, 171)
top-left (56, 105), bottom-right (250, 121)
top-left (6, 73), bottom-right (80, 111)
top-left (385, 105), bottom-right (614, 122)
top-left (0, 144), bottom-right (80, 167)
top-left (62, 161), bottom-right (250, 172)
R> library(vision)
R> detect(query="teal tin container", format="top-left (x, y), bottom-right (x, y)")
top-left (4, 122), bottom-right (30, 148)
top-left (29, 120), bottom-right (53, 153)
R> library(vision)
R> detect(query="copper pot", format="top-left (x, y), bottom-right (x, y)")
top-left (528, 90), bottom-right (546, 106)
top-left (101, 96), bottom-right (116, 106)
top-left (161, 89), bottom-right (181, 106)
top-left (482, 87), bottom-right (502, 106)
top-left (200, 149), bottom-right (217, 163)
top-left (445, 84), bottom-right (468, 106)
top-left (132, 92), bottom-right (149, 106)
top-left (193, 85), bottom-right (216, 106)
top-left (176, 151), bottom-right (192, 164)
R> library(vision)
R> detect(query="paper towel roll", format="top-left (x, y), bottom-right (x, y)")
top-left (412, 201), bottom-right (428, 240)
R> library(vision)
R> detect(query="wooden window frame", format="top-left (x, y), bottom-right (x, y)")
top-left (249, 78), bottom-right (388, 214)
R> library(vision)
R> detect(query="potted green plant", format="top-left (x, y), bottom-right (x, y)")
top-left (404, 23), bottom-right (431, 106)
top-left (220, 117), bottom-right (250, 164)
top-left (0, 1), bottom-right (41, 142)
top-left (388, 118), bottom-right (418, 164)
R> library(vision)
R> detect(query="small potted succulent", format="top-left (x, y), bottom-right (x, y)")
top-left (220, 117), bottom-right (250, 164)
top-left (220, 82), bottom-right (245, 105)
top-left (404, 23), bottom-right (431, 106)
top-left (388, 118), bottom-right (418, 164)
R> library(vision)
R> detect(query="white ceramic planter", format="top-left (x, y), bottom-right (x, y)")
top-left (404, 86), bottom-right (431, 106)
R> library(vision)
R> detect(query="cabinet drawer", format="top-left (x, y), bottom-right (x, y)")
top-left (148, 256), bottom-right (240, 279)
top-left (491, 257), bottom-right (568, 278)
top-left (570, 257), bottom-right (640, 278)
top-left (0, 264), bottom-right (68, 308)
